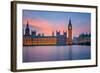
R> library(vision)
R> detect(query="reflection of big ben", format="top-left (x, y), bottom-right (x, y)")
top-left (68, 19), bottom-right (72, 45)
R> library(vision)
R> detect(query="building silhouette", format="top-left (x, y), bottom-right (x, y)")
top-left (56, 31), bottom-right (67, 45)
top-left (67, 19), bottom-right (72, 45)
top-left (23, 19), bottom-right (73, 46)
top-left (25, 21), bottom-right (30, 36)
top-left (73, 33), bottom-right (91, 45)
top-left (78, 33), bottom-right (91, 45)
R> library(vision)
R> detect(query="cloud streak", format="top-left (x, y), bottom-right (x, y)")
top-left (23, 10), bottom-right (91, 37)
top-left (23, 18), bottom-right (68, 36)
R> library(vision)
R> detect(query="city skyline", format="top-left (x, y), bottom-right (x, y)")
top-left (23, 18), bottom-right (90, 46)
top-left (23, 19), bottom-right (72, 46)
top-left (22, 10), bottom-right (91, 62)
top-left (23, 10), bottom-right (91, 37)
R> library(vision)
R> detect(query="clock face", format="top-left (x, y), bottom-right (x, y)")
top-left (69, 26), bottom-right (72, 29)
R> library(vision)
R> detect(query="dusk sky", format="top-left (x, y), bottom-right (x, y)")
top-left (23, 10), bottom-right (91, 37)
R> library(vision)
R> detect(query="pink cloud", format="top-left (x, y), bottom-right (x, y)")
top-left (23, 18), bottom-right (54, 36)
top-left (23, 18), bottom-right (68, 36)
top-left (23, 18), bottom-right (89, 37)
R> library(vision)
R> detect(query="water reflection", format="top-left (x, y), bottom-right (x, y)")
top-left (23, 45), bottom-right (91, 62)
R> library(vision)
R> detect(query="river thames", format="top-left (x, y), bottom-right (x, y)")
top-left (23, 45), bottom-right (91, 62)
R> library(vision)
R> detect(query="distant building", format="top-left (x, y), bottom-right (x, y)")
top-left (73, 37), bottom-right (79, 45)
top-left (72, 33), bottom-right (91, 45)
top-left (78, 33), bottom-right (91, 45)
top-left (31, 30), bottom-right (36, 37)
top-left (23, 19), bottom-right (73, 46)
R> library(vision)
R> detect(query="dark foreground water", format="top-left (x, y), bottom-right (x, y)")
top-left (23, 45), bottom-right (91, 62)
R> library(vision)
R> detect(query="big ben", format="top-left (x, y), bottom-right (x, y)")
top-left (68, 19), bottom-right (72, 45)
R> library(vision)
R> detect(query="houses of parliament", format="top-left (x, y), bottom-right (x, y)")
top-left (23, 19), bottom-right (72, 46)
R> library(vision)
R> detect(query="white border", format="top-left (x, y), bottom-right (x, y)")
top-left (17, 3), bottom-right (96, 69)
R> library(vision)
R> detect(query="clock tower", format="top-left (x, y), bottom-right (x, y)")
top-left (68, 19), bottom-right (72, 45)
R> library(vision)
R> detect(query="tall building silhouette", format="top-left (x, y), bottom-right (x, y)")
top-left (25, 21), bottom-right (30, 36)
top-left (68, 19), bottom-right (72, 45)
top-left (24, 21), bottom-right (32, 45)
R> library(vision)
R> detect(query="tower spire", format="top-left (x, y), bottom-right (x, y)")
top-left (68, 18), bottom-right (72, 26)
top-left (25, 20), bottom-right (30, 36)
top-left (27, 20), bottom-right (29, 27)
